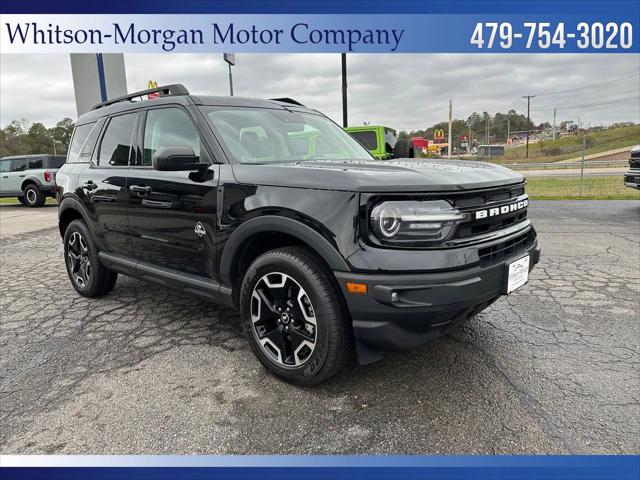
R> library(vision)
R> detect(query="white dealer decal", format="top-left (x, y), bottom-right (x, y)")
top-left (474, 199), bottom-right (528, 220)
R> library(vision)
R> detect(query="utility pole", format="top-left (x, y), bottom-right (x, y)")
top-left (52, 139), bottom-right (57, 155)
top-left (485, 117), bottom-right (489, 144)
top-left (552, 108), bottom-right (557, 140)
top-left (522, 95), bottom-right (535, 158)
top-left (341, 53), bottom-right (348, 128)
top-left (447, 99), bottom-right (452, 159)
top-left (507, 118), bottom-right (511, 145)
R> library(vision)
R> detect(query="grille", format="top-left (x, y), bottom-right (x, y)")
top-left (630, 149), bottom-right (640, 160)
top-left (449, 183), bottom-right (528, 240)
top-left (478, 229), bottom-right (536, 266)
top-left (630, 159), bottom-right (640, 169)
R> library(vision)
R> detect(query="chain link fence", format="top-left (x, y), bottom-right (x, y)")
top-left (441, 129), bottom-right (639, 199)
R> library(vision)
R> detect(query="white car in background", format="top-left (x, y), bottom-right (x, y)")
top-left (0, 154), bottom-right (65, 207)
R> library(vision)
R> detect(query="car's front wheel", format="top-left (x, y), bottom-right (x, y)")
top-left (64, 219), bottom-right (118, 297)
top-left (23, 184), bottom-right (46, 207)
top-left (239, 247), bottom-right (353, 385)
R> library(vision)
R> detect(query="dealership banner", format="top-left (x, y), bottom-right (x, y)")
top-left (1, 1), bottom-right (640, 479)
top-left (1, 1), bottom-right (639, 53)
top-left (2, 455), bottom-right (639, 479)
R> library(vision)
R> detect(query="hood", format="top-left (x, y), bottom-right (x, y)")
top-left (231, 158), bottom-right (525, 192)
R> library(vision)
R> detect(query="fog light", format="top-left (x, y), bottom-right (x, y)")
top-left (391, 292), bottom-right (399, 302)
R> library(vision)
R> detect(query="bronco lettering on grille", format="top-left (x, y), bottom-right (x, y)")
top-left (474, 199), bottom-right (528, 220)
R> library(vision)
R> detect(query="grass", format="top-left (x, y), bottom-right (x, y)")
top-left (0, 197), bottom-right (57, 204)
top-left (484, 125), bottom-right (640, 165)
top-left (526, 175), bottom-right (640, 200)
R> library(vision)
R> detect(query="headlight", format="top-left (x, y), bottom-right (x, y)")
top-left (370, 200), bottom-right (466, 244)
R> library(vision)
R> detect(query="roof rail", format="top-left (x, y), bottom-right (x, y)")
top-left (270, 98), bottom-right (305, 107)
top-left (91, 84), bottom-right (190, 110)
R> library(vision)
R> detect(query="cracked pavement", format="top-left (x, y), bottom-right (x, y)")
top-left (0, 201), bottom-right (638, 454)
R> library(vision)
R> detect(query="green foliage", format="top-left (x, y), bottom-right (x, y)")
top-left (0, 118), bottom-right (75, 158)
top-left (400, 110), bottom-right (538, 146)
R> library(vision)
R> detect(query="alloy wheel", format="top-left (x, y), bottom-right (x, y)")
top-left (67, 231), bottom-right (91, 288)
top-left (250, 272), bottom-right (317, 368)
top-left (26, 189), bottom-right (37, 204)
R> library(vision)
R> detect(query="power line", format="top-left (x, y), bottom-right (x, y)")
top-left (533, 73), bottom-right (640, 97)
top-left (533, 88), bottom-right (640, 108)
top-left (532, 96), bottom-right (640, 112)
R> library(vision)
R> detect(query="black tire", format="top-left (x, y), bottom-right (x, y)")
top-left (23, 184), bottom-right (46, 207)
top-left (393, 139), bottom-right (415, 159)
top-left (239, 247), bottom-right (353, 385)
top-left (17, 196), bottom-right (26, 205)
top-left (63, 219), bottom-right (118, 298)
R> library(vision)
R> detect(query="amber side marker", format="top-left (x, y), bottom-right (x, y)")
top-left (346, 282), bottom-right (368, 294)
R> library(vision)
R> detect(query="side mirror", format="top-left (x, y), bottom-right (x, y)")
top-left (152, 146), bottom-right (208, 171)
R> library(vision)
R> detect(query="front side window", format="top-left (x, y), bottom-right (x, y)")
top-left (142, 108), bottom-right (201, 166)
top-left (98, 114), bottom-right (137, 167)
top-left (202, 106), bottom-right (373, 164)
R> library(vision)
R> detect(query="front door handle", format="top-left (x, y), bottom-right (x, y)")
top-left (130, 184), bottom-right (152, 196)
top-left (82, 181), bottom-right (98, 191)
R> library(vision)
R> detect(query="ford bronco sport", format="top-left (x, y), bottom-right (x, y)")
top-left (57, 84), bottom-right (540, 385)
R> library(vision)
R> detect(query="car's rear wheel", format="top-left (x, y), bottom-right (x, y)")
top-left (64, 219), bottom-right (118, 297)
top-left (239, 247), bottom-right (353, 385)
top-left (23, 184), bottom-right (45, 207)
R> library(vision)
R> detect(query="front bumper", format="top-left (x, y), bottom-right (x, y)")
top-left (335, 236), bottom-right (540, 363)
top-left (624, 169), bottom-right (640, 189)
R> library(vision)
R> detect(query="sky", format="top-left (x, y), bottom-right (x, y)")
top-left (1, 53), bottom-right (639, 131)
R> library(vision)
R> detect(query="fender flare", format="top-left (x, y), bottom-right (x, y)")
top-left (57, 196), bottom-right (92, 236)
top-left (219, 215), bottom-right (350, 287)
top-left (20, 176), bottom-right (44, 191)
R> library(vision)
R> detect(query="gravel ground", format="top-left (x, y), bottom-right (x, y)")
top-left (0, 201), bottom-right (638, 454)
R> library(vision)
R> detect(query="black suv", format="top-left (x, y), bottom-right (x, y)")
top-left (624, 145), bottom-right (640, 190)
top-left (57, 84), bottom-right (540, 385)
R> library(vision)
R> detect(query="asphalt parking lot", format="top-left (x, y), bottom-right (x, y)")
top-left (0, 200), bottom-right (638, 454)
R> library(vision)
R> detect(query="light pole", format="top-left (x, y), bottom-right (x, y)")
top-left (522, 95), bottom-right (535, 158)
top-left (341, 53), bottom-right (348, 128)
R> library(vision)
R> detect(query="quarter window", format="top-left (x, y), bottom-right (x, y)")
top-left (0, 159), bottom-right (11, 173)
top-left (98, 114), bottom-right (137, 167)
top-left (142, 108), bottom-right (201, 167)
top-left (67, 123), bottom-right (94, 164)
top-left (349, 131), bottom-right (378, 150)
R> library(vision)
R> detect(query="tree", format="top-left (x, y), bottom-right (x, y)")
top-left (0, 117), bottom-right (75, 157)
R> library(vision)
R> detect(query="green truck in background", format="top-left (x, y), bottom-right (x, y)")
top-left (344, 126), bottom-right (415, 160)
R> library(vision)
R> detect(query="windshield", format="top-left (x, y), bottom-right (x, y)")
top-left (201, 106), bottom-right (373, 164)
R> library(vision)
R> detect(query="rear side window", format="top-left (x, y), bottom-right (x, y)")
top-left (349, 131), bottom-right (378, 150)
top-left (28, 157), bottom-right (44, 169)
top-left (10, 158), bottom-right (29, 172)
top-left (98, 114), bottom-right (137, 167)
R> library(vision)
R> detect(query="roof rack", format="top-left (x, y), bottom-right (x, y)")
top-left (270, 98), bottom-right (305, 107)
top-left (91, 84), bottom-right (190, 110)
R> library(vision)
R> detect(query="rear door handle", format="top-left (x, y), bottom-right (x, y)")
top-left (82, 181), bottom-right (98, 191)
top-left (129, 184), bottom-right (152, 196)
